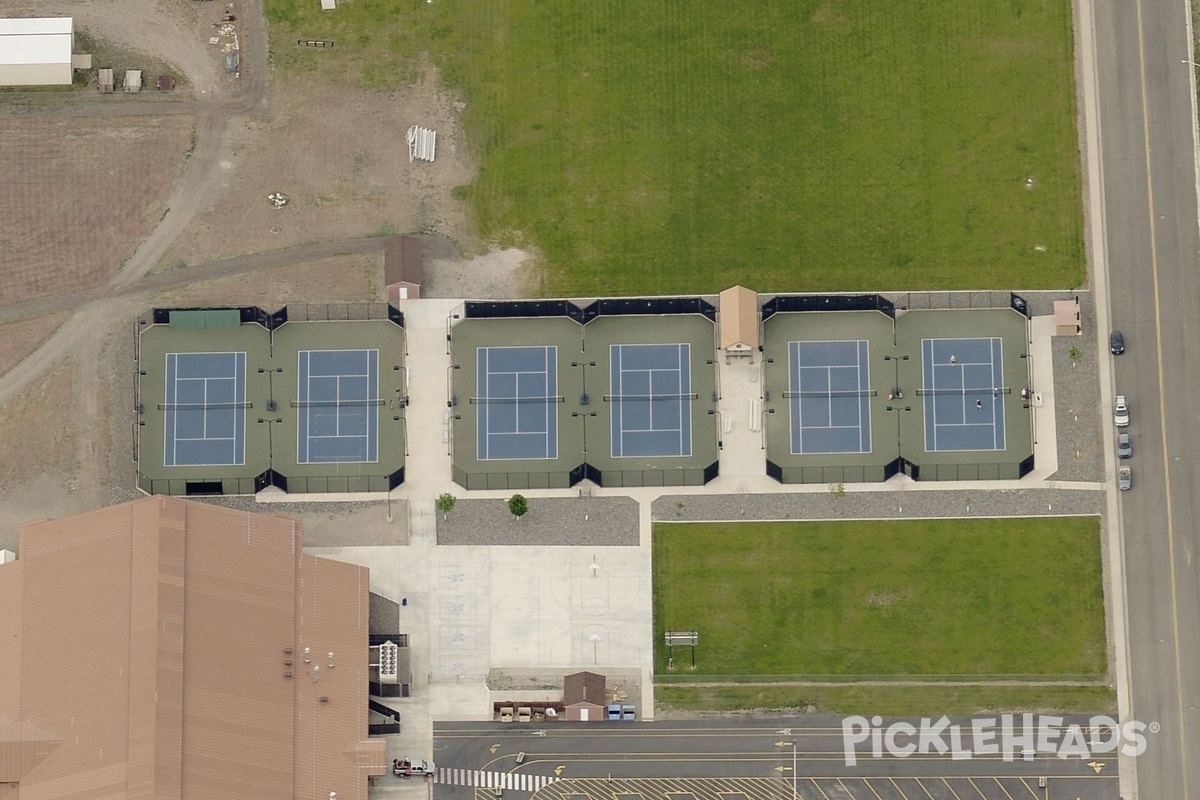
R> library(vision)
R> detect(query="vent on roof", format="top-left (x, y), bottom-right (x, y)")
top-left (379, 641), bottom-right (399, 679)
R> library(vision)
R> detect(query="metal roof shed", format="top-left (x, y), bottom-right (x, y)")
top-left (0, 17), bottom-right (74, 86)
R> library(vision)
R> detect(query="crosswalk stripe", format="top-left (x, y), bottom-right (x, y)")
top-left (435, 768), bottom-right (559, 790)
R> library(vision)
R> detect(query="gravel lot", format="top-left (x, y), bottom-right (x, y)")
top-left (1046, 292), bottom-right (1104, 482)
top-left (652, 487), bottom-right (1102, 522)
top-left (437, 496), bottom-right (639, 546)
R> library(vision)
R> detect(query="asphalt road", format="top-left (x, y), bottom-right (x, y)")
top-left (431, 718), bottom-right (1119, 800)
top-left (1092, 0), bottom-right (1200, 796)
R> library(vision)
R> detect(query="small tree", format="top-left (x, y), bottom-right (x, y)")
top-left (436, 492), bottom-right (456, 520)
top-left (1067, 344), bottom-right (1081, 365)
top-left (507, 493), bottom-right (528, 520)
top-left (829, 481), bottom-right (846, 502)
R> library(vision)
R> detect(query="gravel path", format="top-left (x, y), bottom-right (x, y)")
top-left (653, 487), bottom-right (1102, 522)
top-left (1046, 292), bottom-right (1104, 482)
top-left (437, 496), bottom-right (639, 546)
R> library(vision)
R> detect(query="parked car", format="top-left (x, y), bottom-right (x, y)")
top-left (1110, 330), bottom-right (1125, 355)
top-left (1114, 395), bottom-right (1129, 427)
top-left (393, 759), bottom-right (435, 777)
top-left (1117, 431), bottom-right (1132, 459)
top-left (1118, 466), bottom-right (1133, 491)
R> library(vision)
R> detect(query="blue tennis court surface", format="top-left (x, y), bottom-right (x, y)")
top-left (476, 346), bottom-right (559, 461)
top-left (608, 343), bottom-right (693, 458)
top-left (163, 351), bottom-right (247, 467)
top-left (296, 349), bottom-right (380, 463)
top-left (788, 340), bottom-right (873, 455)
top-left (921, 338), bottom-right (1007, 451)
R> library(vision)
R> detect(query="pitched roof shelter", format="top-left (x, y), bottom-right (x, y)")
top-left (719, 285), bottom-right (760, 362)
top-left (563, 671), bottom-right (607, 722)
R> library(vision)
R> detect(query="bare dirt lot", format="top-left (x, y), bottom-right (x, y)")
top-left (150, 252), bottom-right (382, 307)
top-left (0, 313), bottom-right (71, 375)
top-left (0, 361), bottom-right (83, 553)
top-left (164, 72), bottom-right (479, 266)
top-left (0, 116), bottom-right (192, 305)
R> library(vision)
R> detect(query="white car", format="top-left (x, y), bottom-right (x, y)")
top-left (1114, 395), bottom-right (1129, 427)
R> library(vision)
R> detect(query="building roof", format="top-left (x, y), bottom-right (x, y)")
top-left (563, 671), bottom-right (606, 707)
top-left (0, 17), bottom-right (72, 67)
top-left (719, 285), bottom-right (759, 350)
top-left (383, 235), bottom-right (424, 288)
top-left (0, 496), bottom-right (385, 800)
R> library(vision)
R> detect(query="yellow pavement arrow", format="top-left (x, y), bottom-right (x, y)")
top-left (554, 765), bottom-right (566, 777)
top-left (1087, 761), bottom-right (1105, 774)
top-left (489, 744), bottom-right (500, 754)
top-left (774, 766), bottom-right (793, 772)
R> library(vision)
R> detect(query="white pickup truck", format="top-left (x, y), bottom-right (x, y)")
top-left (1114, 395), bottom-right (1129, 427)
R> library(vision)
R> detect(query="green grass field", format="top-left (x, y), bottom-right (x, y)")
top-left (264, 0), bottom-right (1083, 295)
top-left (653, 519), bottom-right (1105, 677)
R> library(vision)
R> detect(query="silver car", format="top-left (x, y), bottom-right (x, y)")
top-left (1117, 431), bottom-right (1132, 459)
top-left (1118, 466), bottom-right (1132, 491)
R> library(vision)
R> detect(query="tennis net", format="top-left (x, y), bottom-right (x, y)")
top-left (158, 402), bottom-right (252, 411)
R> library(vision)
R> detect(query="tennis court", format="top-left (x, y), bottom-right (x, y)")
top-left (296, 349), bottom-right (380, 463)
top-left (787, 340), bottom-right (873, 455)
top-left (475, 345), bottom-right (560, 461)
top-left (920, 337), bottom-right (1007, 452)
top-left (608, 343), bottom-right (693, 458)
top-left (162, 351), bottom-right (247, 467)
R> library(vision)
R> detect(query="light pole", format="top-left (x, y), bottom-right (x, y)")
top-left (571, 361), bottom-right (596, 405)
top-left (588, 634), bottom-right (601, 665)
top-left (572, 411), bottom-right (596, 452)
top-left (446, 364), bottom-right (460, 408)
top-left (886, 405), bottom-right (911, 463)
top-left (445, 313), bottom-right (460, 355)
top-left (1021, 353), bottom-right (1037, 445)
top-left (883, 354), bottom-right (908, 399)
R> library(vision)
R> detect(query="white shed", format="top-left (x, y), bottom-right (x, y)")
top-left (0, 17), bottom-right (74, 86)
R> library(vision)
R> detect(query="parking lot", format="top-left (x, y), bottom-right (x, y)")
top-left (432, 719), bottom-right (1119, 800)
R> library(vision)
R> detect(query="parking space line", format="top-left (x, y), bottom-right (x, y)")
top-left (998, 779), bottom-right (1036, 800)
top-left (838, 778), bottom-right (867, 800)
top-left (1009, 779), bottom-right (1040, 800)
top-left (937, 779), bottom-right (967, 800)
top-left (909, 778), bottom-right (938, 800)
top-left (808, 779), bottom-right (835, 800)
top-left (860, 778), bottom-right (888, 800)
top-left (970, 779), bottom-right (994, 799)
top-left (887, 778), bottom-right (918, 800)
top-left (988, 777), bottom-right (1020, 800)
top-left (960, 779), bottom-right (988, 799)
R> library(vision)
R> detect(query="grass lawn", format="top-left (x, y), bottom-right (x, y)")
top-left (264, 0), bottom-right (1083, 295)
top-left (656, 684), bottom-right (1117, 717)
top-left (653, 519), bottom-right (1106, 677)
